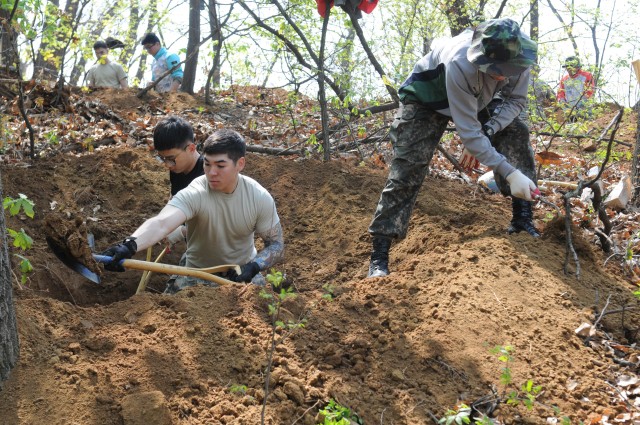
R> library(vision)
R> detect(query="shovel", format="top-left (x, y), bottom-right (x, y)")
top-left (47, 236), bottom-right (240, 286)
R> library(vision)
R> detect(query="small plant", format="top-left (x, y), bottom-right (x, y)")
top-left (3, 194), bottom-right (35, 285)
top-left (260, 268), bottom-right (305, 423)
top-left (490, 344), bottom-right (542, 410)
top-left (321, 283), bottom-right (335, 300)
top-left (439, 404), bottom-right (472, 425)
top-left (228, 383), bottom-right (247, 395)
top-left (44, 129), bottom-right (59, 145)
top-left (317, 399), bottom-right (363, 425)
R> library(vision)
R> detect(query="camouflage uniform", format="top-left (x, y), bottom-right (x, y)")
top-left (368, 101), bottom-right (536, 240)
top-left (367, 18), bottom-right (539, 278)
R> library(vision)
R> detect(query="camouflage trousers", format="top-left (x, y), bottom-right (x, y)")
top-left (163, 253), bottom-right (266, 294)
top-left (368, 102), bottom-right (536, 240)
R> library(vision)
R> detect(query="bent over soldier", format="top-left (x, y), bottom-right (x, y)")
top-left (368, 18), bottom-right (540, 278)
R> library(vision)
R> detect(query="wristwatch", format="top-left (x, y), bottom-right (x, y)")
top-left (482, 125), bottom-right (495, 138)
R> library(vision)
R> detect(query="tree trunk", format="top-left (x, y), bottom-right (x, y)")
top-left (135, 0), bottom-right (158, 84)
top-left (530, 0), bottom-right (539, 61)
top-left (182, 0), bottom-right (201, 94)
top-left (0, 170), bottom-right (20, 385)
top-left (121, 0), bottom-right (141, 67)
top-left (444, 0), bottom-right (472, 36)
top-left (0, 7), bottom-right (19, 76)
top-left (33, 0), bottom-right (61, 79)
top-left (207, 0), bottom-right (222, 88)
top-left (632, 110), bottom-right (640, 206)
top-left (33, 0), bottom-right (81, 81)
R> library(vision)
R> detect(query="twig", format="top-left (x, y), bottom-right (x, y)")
top-left (605, 381), bottom-right (640, 413)
top-left (247, 145), bottom-right (302, 156)
top-left (561, 108), bottom-right (624, 277)
top-left (597, 306), bottom-right (638, 317)
top-left (593, 294), bottom-right (612, 329)
top-left (380, 407), bottom-right (387, 424)
top-left (488, 286), bottom-right (507, 310)
top-left (563, 196), bottom-right (580, 277)
top-left (44, 262), bottom-right (77, 306)
top-left (10, 268), bottom-right (23, 290)
top-left (426, 410), bottom-right (440, 424)
top-left (290, 399), bottom-right (320, 425)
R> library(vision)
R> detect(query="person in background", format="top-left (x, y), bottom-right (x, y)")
top-left (140, 33), bottom-right (183, 93)
top-left (557, 56), bottom-right (594, 120)
top-left (86, 40), bottom-right (128, 89)
top-left (100, 129), bottom-right (285, 294)
top-left (367, 18), bottom-right (540, 278)
top-left (153, 116), bottom-right (204, 247)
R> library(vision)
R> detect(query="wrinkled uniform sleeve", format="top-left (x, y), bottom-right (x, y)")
top-left (486, 71), bottom-right (529, 133)
top-left (446, 63), bottom-right (516, 177)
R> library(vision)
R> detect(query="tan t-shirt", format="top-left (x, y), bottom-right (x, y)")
top-left (168, 174), bottom-right (280, 268)
top-left (87, 62), bottom-right (127, 88)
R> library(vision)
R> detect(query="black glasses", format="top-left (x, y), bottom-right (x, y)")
top-left (143, 43), bottom-right (157, 51)
top-left (154, 145), bottom-right (190, 167)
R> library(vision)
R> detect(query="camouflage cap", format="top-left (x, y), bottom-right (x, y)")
top-left (467, 18), bottom-right (537, 77)
top-left (562, 56), bottom-right (581, 68)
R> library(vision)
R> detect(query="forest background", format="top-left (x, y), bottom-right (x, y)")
top-left (3, 1), bottom-right (640, 423)
top-left (1, 0), bottom-right (640, 108)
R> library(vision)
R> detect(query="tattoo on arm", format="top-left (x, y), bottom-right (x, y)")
top-left (254, 222), bottom-right (284, 270)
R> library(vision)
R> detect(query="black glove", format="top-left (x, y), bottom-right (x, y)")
top-left (229, 262), bottom-right (260, 283)
top-left (100, 237), bottom-right (137, 272)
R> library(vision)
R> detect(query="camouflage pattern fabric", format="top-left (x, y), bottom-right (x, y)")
top-left (368, 102), bottom-right (536, 240)
top-left (467, 18), bottom-right (537, 77)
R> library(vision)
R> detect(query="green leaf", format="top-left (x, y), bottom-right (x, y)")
top-left (3, 194), bottom-right (35, 218)
top-left (8, 228), bottom-right (33, 250)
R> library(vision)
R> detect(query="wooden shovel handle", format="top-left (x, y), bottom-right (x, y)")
top-left (121, 259), bottom-right (239, 286)
top-left (191, 264), bottom-right (241, 274)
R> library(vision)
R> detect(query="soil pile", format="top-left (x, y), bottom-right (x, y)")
top-left (0, 90), bottom-right (639, 425)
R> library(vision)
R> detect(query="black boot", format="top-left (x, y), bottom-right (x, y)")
top-left (368, 236), bottom-right (392, 278)
top-left (507, 198), bottom-right (540, 237)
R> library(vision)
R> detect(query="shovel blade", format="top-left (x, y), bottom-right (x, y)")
top-left (46, 237), bottom-right (101, 284)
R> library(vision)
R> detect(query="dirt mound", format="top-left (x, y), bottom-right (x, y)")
top-left (1, 144), bottom-right (639, 424)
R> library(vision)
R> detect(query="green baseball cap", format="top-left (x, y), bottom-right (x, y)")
top-left (467, 18), bottom-right (537, 77)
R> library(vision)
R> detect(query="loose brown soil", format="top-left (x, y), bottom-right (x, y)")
top-left (1, 89), bottom-right (639, 425)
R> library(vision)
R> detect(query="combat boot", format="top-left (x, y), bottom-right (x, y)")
top-left (368, 236), bottom-right (392, 278)
top-left (507, 198), bottom-right (540, 237)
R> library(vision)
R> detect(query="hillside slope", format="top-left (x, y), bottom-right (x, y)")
top-left (0, 88), bottom-right (640, 425)
top-left (1, 145), bottom-right (638, 424)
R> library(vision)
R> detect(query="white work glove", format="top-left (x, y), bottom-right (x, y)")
top-left (459, 148), bottom-right (480, 173)
top-left (506, 170), bottom-right (537, 201)
top-left (166, 225), bottom-right (186, 246)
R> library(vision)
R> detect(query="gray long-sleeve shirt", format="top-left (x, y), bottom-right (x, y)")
top-left (404, 29), bottom-right (530, 177)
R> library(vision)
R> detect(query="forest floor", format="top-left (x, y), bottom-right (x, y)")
top-left (0, 85), bottom-right (640, 425)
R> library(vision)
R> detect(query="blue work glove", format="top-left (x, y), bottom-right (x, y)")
top-left (100, 237), bottom-right (137, 272)
top-left (228, 262), bottom-right (261, 283)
